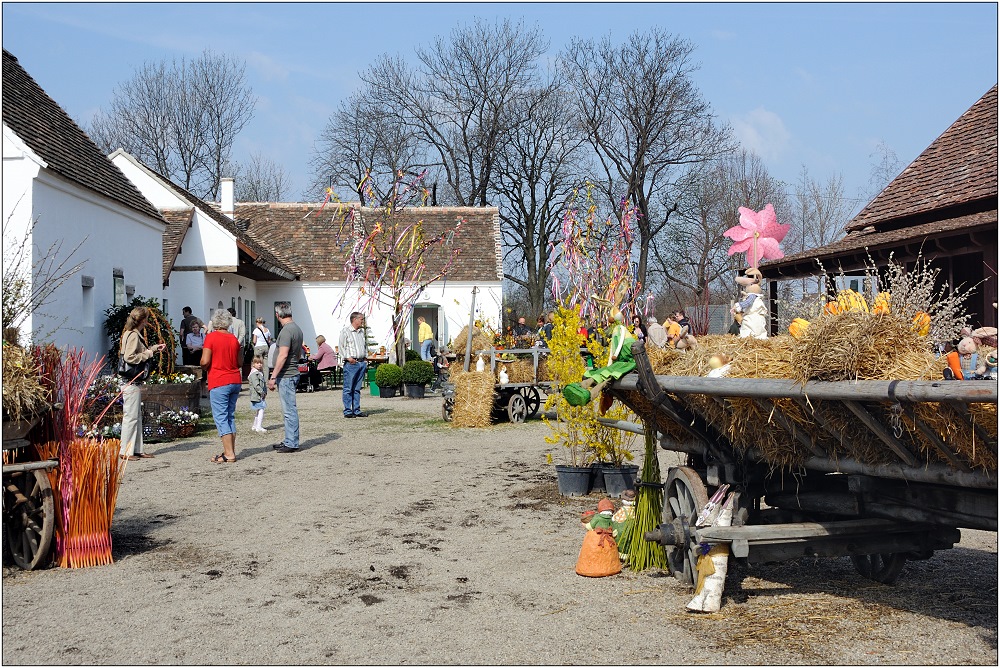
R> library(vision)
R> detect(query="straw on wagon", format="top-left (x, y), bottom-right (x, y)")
top-left (450, 325), bottom-right (494, 359)
top-left (450, 370), bottom-right (495, 428)
top-left (1, 344), bottom-right (51, 424)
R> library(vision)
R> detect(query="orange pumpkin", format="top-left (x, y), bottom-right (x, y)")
top-left (911, 311), bottom-right (931, 337)
top-left (788, 318), bottom-right (810, 339)
top-left (872, 292), bottom-right (891, 314)
top-left (824, 301), bottom-right (841, 316)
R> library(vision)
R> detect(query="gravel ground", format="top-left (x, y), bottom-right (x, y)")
top-left (3, 386), bottom-right (997, 665)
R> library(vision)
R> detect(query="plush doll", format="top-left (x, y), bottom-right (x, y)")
top-left (977, 351), bottom-right (998, 380)
top-left (731, 268), bottom-right (768, 339)
top-left (562, 284), bottom-right (636, 410)
top-left (706, 354), bottom-right (732, 378)
top-left (944, 337), bottom-right (978, 380)
top-left (576, 498), bottom-right (621, 577)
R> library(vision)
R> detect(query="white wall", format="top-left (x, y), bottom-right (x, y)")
top-left (2, 146), bottom-right (164, 358)
top-left (255, 280), bottom-right (502, 353)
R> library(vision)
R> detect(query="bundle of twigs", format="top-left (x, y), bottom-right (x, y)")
top-left (38, 437), bottom-right (125, 568)
top-left (34, 348), bottom-right (128, 568)
top-left (621, 426), bottom-right (668, 571)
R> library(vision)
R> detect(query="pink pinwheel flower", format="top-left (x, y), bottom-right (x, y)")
top-left (723, 203), bottom-right (790, 268)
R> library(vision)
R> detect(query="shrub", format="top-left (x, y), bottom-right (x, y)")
top-left (401, 360), bottom-right (434, 385)
top-left (374, 363), bottom-right (402, 387)
top-left (404, 348), bottom-right (421, 362)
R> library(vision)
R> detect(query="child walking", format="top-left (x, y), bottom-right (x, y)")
top-left (248, 355), bottom-right (268, 433)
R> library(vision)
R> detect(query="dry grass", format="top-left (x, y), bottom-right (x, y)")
top-left (1, 345), bottom-right (51, 423)
top-left (450, 371), bottom-right (495, 428)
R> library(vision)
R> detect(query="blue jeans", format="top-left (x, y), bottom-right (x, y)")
top-left (342, 361), bottom-right (367, 416)
top-left (420, 339), bottom-right (433, 361)
top-left (277, 373), bottom-right (300, 449)
top-left (209, 383), bottom-right (241, 436)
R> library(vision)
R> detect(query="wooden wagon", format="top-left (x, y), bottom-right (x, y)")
top-left (441, 347), bottom-right (554, 423)
top-left (2, 411), bottom-right (58, 570)
top-left (605, 340), bottom-right (998, 585)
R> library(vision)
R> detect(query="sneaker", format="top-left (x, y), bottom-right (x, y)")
top-left (274, 446), bottom-right (299, 453)
top-left (354, 412), bottom-right (368, 418)
top-left (344, 414), bottom-right (356, 418)
top-left (271, 443), bottom-right (286, 450)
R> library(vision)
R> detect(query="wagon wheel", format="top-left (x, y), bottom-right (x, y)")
top-left (662, 466), bottom-right (709, 586)
top-left (3, 469), bottom-right (55, 570)
top-left (441, 397), bottom-right (454, 422)
top-left (507, 393), bottom-right (528, 423)
top-left (851, 553), bottom-right (907, 584)
top-left (521, 387), bottom-right (541, 418)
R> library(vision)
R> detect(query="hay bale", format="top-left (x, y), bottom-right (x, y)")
top-left (451, 371), bottom-right (495, 428)
top-left (451, 325), bottom-right (494, 358)
top-left (506, 359), bottom-right (536, 384)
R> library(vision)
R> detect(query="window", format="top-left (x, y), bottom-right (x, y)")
top-left (245, 299), bottom-right (256, 326)
top-left (162, 298), bottom-right (169, 318)
top-left (113, 269), bottom-right (125, 307)
top-left (81, 275), bottom-right (95, 327)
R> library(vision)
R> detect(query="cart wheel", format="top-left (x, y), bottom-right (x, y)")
top-left (507, 393), bottom-right (527, 423)
top-left (442, 397), bottom-right (454, 422)
top-left (663, 466), bottom-right (709, 587)
top-left (851, 553), bottom-right (907, 584)
top-left (3, 470), bottom-right (55, 570)
top-left (522, 387), bottom-right (541, 418)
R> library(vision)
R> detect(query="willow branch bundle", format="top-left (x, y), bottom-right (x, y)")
top-left (38, 437), bottom-right (126, 568)
top-left (622, 426), bottom-right (667, 571)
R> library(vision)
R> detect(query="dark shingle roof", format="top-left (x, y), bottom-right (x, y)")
top-left (160, 208), bottom-right (194, 283)
top-left (761, 209), bottom-right (997, 277)
top-left (846, 84), bottom-right (998, 232)
top-left (233, 203), bottom-right (502, 283)
top-left (2, 49), bottom-right (161, 221)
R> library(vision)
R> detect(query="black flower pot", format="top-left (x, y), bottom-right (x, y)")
top-left (381, 385), bottom-right (398, 398)
top-left (404, 383), bottom-right (426, 399)
top-left (602, 464), bottom-right (639, 498)
top-left (555, 465), bottom-right (592, 497)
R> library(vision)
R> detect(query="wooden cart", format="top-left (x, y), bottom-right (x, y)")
top-left (606, 340), bottom-right (998, 586)
top-left (2, 413), bottom-right (58, 570)
top-left (441, 347), bottom-right (553, 423)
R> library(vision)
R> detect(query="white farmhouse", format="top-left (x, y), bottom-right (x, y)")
top-left (2, 49), bottom-right (165, 356)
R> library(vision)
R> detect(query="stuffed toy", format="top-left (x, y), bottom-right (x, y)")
top-left (944, 337), bottom-right (978, 380)
top-left (562, 283), bottom-right (635, 411)
top-left (706, 354), bottom-right (732, 378)
top-left (731, 268), bottom-right (768, 339)
top-left (576, 498), bottom-right (622, 577)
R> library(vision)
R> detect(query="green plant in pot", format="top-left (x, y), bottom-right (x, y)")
top-left (374, 363), bottom-right (402, 398)
top-left (401, 360), bottom-right (434, 398)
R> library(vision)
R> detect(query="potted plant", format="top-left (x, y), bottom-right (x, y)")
top-left (401, 360), bottom-right (434, 398)
top-left (541, 305), bottom-right (595, 496)
top-left (374, 363), bottom-right (402, 398)
top-left (584, 402), bottom-right (638, 498)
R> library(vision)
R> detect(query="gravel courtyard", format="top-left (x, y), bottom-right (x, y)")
top-left (3, 387), bottom-right (997, 665)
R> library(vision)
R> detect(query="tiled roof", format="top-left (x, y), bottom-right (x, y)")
top-left (233, 203), bottom-right (502, 283)
top-left (1, 50), bottom-right (161, 221)
top-left (761, 209), bottom-right (996, 277)
top-left (846, 85), bottom-right (998, 232)
top-left (160, 208), bottom-right (194, 284)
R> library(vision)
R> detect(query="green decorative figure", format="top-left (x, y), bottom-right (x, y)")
top-left (563, 310), bottom-right (636, 407)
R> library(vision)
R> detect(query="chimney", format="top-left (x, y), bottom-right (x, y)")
top-left (220, 178), bottom-right (235, 218)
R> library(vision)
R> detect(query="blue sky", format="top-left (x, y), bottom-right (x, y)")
top-left (3, 2), bottom-right (997, 208)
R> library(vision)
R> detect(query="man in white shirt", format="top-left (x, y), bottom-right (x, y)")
top-left (338, 311), bottom-right (368, 418)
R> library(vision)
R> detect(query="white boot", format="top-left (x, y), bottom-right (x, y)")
top-left (253, 410), bottom-right (266, 432)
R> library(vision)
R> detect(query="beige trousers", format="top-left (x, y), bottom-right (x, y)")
top-left (120, 383), bottom-right (144, 456)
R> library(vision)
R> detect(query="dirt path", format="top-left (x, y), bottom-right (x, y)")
top-left (3, 388), bottom-right (997, 664)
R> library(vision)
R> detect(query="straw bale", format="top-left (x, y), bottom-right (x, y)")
top-left (451, 325), bottom-right (494, 358)
top-left (450, 371), bottom-right (495, 428)
top-left (901, 401), bottom-right (998, 471)
top-left (506, 359), bottom-right (536, 384)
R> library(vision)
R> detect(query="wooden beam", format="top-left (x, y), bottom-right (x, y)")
top-left (791, 397), bottom-right (857, 452)
top-left (752, 397), bottom-right (826, 458)
top-left (842, 400), bottom-right (919, 467)
top-left (900, 402), bottom-right (971, 471)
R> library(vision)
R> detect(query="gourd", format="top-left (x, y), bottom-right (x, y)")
top-left (911, 311), bottom-right (931, 337)
top-left (788, 318), bottom-right (810, 339)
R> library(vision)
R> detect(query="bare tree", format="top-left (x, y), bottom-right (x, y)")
top-left (789, 166), bottom-right (854, 294)
top-left (560, 29), bottom-right (734, 291)
top-left (87, 50), bottom-right (255, 201)
top-left (861, 139), bottom-right (901, 206)
top-left (233, 153), bottom-right (290, 202)
top-left (492, 76), bottom-right (586, 317)
top-left (310, 92), bottom-right (426, 204)
top-left (359, 19), bottom-right (548, 206)
top-left (651, 150), bottom-right (785, 307)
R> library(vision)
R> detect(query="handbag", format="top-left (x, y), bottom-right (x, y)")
top-left (118, 331), bottom-right (150, 382)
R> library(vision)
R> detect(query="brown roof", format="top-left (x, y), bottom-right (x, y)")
top-left (233, 203), bottom-right (502, 283)
top-left (761, 209), bottom-right (997, 277)
top-left (160, 208), bottom-right (194, 283)
top-left (2, 50), bottom-right (161, 221)
top-left (846, 84), bottom-right (998, 232)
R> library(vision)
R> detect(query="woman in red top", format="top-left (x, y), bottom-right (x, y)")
top-left (201, 309), bottom-right (244, 463)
